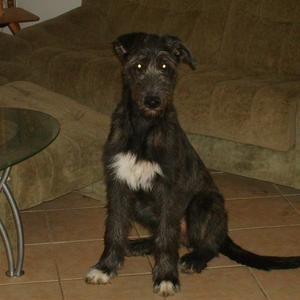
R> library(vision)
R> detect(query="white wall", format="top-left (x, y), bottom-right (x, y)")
top-left (3, 0), bottom-right (81, 33)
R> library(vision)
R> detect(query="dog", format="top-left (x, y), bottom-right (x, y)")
top-left (85, 32), bottom-right (300, 297)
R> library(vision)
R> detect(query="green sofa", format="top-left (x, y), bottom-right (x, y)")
top-left (0, 0), bottom-right (300, 236)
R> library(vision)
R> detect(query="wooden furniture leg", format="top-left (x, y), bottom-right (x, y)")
top-left (7, 0), bottom-right (20, 33)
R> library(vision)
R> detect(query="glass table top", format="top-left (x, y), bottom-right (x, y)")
top-left (0, 107), bottom-right (60, 170)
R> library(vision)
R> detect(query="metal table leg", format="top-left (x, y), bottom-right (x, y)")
top-left (0, 219), bottom-right (15, 276)
top-left (0, 166), bottom-right (24, 277)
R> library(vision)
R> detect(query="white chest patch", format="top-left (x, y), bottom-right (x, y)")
top-left (110, 152), bottom-right (163, 191)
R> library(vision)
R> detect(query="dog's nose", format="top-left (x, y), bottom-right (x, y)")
top-left (144, 96), bottom-right (161, 109)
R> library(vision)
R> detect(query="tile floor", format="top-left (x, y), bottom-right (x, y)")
top-left (1, 172), bottom-right (300, 300)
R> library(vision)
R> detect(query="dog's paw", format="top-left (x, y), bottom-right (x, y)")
top-left (179, 252), bottom-right (207, 273)
top-left (153, 280), bottom-right (180, 297)
top-left (85, 268), bottom-right (112, 285)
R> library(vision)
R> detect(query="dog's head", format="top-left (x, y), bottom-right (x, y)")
top-left (113, 32), bottom-right (196, 118)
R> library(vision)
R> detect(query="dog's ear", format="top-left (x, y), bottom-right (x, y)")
top-left (113, 32), bottom-right (147, 62)
top-left (164, 35), bottom-right (197, 70)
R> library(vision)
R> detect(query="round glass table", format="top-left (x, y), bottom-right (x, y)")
top-left (0, 107), bottom-right (60, 277)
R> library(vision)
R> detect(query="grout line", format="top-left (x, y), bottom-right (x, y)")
top-left (273, 184), bottom-right (300, 216)
top-left (273, 183), bottom-right (300, 197)
top-left (229, 223), bottom-right (300, 232)
top-left (0, 279), bottom-right (59, 286)
top-left (248, 268), bottom-right (271, 300)
top-left (25, 238), bottom-right (104, 246)
top-left (44, 211), bottom-right (65, 299)
top-left (24, 222), bottom-right (300, 246)
top-left (282, 193), bottom-right (300, 197)
top-left (52, 247), bottom-right (65, 300)
top-left (146, 255), bottom-right (154, 269)
top-left (206, 264), bottom-right (242, 270)
top-left (284, 197), bottom-right (300, 216)
top-left (61, 272), bottom-right (153, 282)
top-left (225, 194), bottom-right (283, 201)
top-left (45, 211), bottom-right (55, 244)
top-left (22, 205), bottom-right (106, 213)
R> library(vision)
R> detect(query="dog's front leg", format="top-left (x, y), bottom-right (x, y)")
top-left (86, 181), bottom-right (132, 285)
top-left (152, 187), bottom-right (181, 297)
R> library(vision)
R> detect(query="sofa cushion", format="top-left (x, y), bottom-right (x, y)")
top-left (0, 81), bottom-right (110, 209)
top-left (159, 9), bottom-right (199, 42)
top-left (108, 3), bottom-right (168, 37)
top-left (188, 0), bottom-right (232, 65)
top-left (27, 47), bottom-right (120, 115)
top-left (17, 6), bottom-right (112, 50)
top-left (0, 32), bottom-right (32, 61)
top-left (0, 76), bottom-right (8, 85)
top-left (176, 68), bottom-right (300, 152)
top-left (25, 42), bottom-right (300, 153)
top-left (219, 0), bottom-right (300, 75)
top-left (0, 61), bottom-right (31, 83)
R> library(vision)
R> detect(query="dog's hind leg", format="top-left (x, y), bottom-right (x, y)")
top-left (126, 237), bottom-right (154, 256)
top-left (180, 191), bottom-right (228, 273)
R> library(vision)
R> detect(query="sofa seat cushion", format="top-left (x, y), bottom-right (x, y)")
top-left (0, 81), bottom-right (110, 209)
top-left (176, 67), bottom-right (300, 152)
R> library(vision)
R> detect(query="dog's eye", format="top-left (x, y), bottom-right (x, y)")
top-left (136, 63), bottom-right (143, 70)
top-left (161, 64), bottom-right (167, 71)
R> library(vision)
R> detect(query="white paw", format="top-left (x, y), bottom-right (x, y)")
top-left (85, 268), bottom-right (111, 284)
top-left (154, 281), bottom-right (180, 297)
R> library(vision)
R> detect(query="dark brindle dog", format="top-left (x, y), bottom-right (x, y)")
top-left (86, 32), bottom-right (300, 297)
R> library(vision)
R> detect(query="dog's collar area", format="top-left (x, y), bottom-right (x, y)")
top-left (109, 152), bottom-right (163, 191)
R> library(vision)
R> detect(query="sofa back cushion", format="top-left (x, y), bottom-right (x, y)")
top-left (105, 0), bottom-right (231, 65)
top-left (188, 0), bottom-right (232, 65)
top-left (219, 0), bottom-right (300, 75)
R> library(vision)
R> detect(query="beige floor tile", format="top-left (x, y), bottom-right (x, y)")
top-left (62, 269), bottom-right (266, 300)
top-left (229, 226), bottom-right (300, 257)
top-left (53, 240), bottom-right (152, 280)
top-left (207, 254), bottom-right (238, 268)
top-left (253, 268), bottom-right (300, 300)
top-left (62, 276), bottom-right (162, 300)
top-left (26, 192), bottom-right (104, 211)
top-left (12, 173), bottom-right (300, 300)
top-left (276, 184), bottom-right (300, 196)
top-left (134, 222), bottom-right (152, 237)
top-left (213, 173), bottom-right (279, 199)
top-left (21, 212), bottom-right (50, 244)
top-left (226, 197), bottom-right (300, 229)
top-left (47, 207), bottom-right (106, 242)
top-left (172, 268), bottom-right (266, 300)
top-left (0, 282), bottom-right (62, 300)
top-left (47, 207), bottom-right (138, 242)
top-left (0, 245), bottom-right (57, 284)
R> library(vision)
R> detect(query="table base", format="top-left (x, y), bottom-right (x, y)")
top-left (0, 166), bottom-right (24, 277)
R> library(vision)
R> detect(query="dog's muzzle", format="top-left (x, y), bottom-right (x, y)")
top-left (144, 96), bottom-right (161, 109)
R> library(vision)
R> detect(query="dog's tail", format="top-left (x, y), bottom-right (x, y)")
top-left (220, 236), bottom-right (300, 270)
